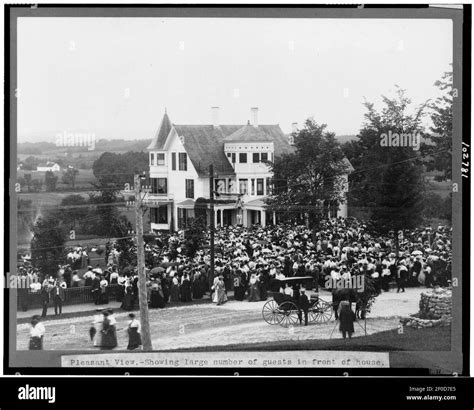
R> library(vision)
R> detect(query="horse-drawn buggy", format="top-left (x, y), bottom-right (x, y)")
top-left (262, 276), bottom-right (333, 327)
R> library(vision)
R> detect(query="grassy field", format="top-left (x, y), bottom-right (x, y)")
top-left (17, 168), bottom-right (97, 190)
top-left (169, 325), bottom-right (451, 352)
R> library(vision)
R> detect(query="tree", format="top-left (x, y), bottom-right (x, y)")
top-left (62, 166), bottom-right (79, 189)
top-left (266, 118), bottom-right (349, 234)
top-left (31, 216), bottom-right (67, 279)
top-left (87, 190), bottom-right (134, 240)
top-left (23, 156), bottom-right (41, 170)
top-left (44, 170), bottom-right (58, 191)
top-left (58, 194), bottom-right (90, 231)
top-left (92, 151), bottom-right (149, 188)
top-left (345, 88), bottom-right (428, 255)
top-left (23, 174), bottom-right (32, 192)
top-left (31, 179), bottom-right (43, 192)
top-left (422, 70), bottom-right (453, 181)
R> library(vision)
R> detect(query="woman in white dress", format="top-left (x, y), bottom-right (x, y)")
top-left (29, 315), bottom-right (45, 350)
top-left (211, 275), bottom-right (220, 303)
top-left (248, 273), bottom-right (260, 302)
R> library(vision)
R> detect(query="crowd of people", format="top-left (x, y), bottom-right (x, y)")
top-left (25, 217), bottom-right (453, 349)
top-left (20, 218), bottom-right (452, 314)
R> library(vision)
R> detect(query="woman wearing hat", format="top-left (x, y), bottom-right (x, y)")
top-left (127, 313), bottom-right (142, 350)
top-left (150, 281), bottom-right (165, 309)
top-left (170, 275), bottom-right (180, 302)
top-left (247, 273), bottom-right (260, 302)
top-left (100, 311), bottom-right (117, 350)
top-left (338, 299), bottom-right (356, 339)
top-left (180, 273), bottom-right (192, 303)
top-left (215, 275), bottom-right (227, 306)
top-left (28, 315), bottom-right (45, 350)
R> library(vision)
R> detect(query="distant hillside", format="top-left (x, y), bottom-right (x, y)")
top-left (18, 139), bottom-right (153, 155)
top-left (336, 134), bottom-right (358, 144)
top-left (95, 139), bottom-right (152, 151)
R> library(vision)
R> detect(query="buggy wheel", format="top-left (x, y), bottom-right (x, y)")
top-left (309, 300), bottom-right (333, 323)
top-left (262, 299), bottom-right (282, 325)
top-left (278, 301), bottom-right (299, 327)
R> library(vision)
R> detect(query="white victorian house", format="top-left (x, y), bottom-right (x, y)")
top-left (147, 107), bottom-right (352, 232)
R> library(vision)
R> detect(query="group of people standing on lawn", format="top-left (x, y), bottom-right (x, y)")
top-left (89, 309), bottom-right (141, 350)
top-left (29, 310), bottom-right (142, 351)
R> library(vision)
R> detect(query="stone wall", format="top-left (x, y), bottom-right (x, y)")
top-left (400, 287), bottom-right (452, 329)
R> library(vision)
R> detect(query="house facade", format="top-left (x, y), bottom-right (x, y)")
top-left (147, 107), bottom-right (351, 232)
top-left (36, 162), bottom-right (61, 172)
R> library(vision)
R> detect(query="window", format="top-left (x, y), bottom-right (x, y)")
top-left (179, 153), bottom-right (187, 171)
top-left (239, 179), bottom-right (248, 195)
top-left (151, 178), bottom-right (167, 194)
top-left (253, 153), bottom-right (260, 163)
top-left (261, 152), bottom-right (268, 162)
top-left (266, 177), bottom-right (273, 195)
top-left (171, 152), bottom-right (176, 170)
top-left (185, 179), bottom-right (194, 198)
top-left (157, 178), bottom-right (167, 194)
top-left (157, 153), bottom-right (165, 165)
top-left (257, 178), bottom-right (264, 195)
top-left (158, 205), bottom-right (168, 224)
top-left (150, 153), bottom-right (155, 166)
top-left (228, 179), bottom-right (237, 193)
top-left (231, 153), bottom-right (236, 164)
top-left (151, 206), bottom-right (168, 224)
top-left (227, 153), bottom-right (231, 158)
top-left (239, 153), bottom-right (247, 163)
top-left (178, 208), bottom-right (195, 229)
top-left (251, 179), bottom-right (255, 195)
top-left (215, 179), bottom-right (226, 194)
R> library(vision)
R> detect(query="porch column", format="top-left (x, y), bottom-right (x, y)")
top-left (260, 210), bottom-right (266, 227)
top-left (272, 211), bottom-right (276, 225)
top-left (242, 209), bottom-right (248, 227)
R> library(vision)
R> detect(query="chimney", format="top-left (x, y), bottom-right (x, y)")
top-left (291, 122), bottom-right (298, 133)
top-left (250, 107), bottom-right (258, 127)
top-left (212, 106), bottom-right (220, 127)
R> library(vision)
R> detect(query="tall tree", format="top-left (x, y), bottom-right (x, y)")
top-left (422, 70), bottom-right (453, 181)
top-left (30, 216), bottom-right (67, 278)
top-left (62, 166), bottom-right (79, 189)
top-left (346, 88), bottom-right (428, 255)
top-left (23, 174), bottom-right (32, 192)
top-left (92, 151), bottom-right (148, 188)
top-left (58, 194), bottom-right (90, 231)
top-left (267, 118), bottom-right (350, 234)
top-left (44, 170), bottom-right (58, 191)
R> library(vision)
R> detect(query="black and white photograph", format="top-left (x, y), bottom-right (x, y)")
top-left (6, 5), bottom-right (468, 376)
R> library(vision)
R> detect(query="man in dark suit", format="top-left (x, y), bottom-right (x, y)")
top-left (91, 274), bottom-right (101, 305)
top-left (298, 289), bottom-right (310, 326)
top-left (40, 284), bottom-right (50, 318)
top-left (52, 281), bottom-right (66, 315)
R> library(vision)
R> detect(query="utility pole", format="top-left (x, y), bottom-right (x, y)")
top-left (209, 164), bottom-right (215, 279)
top-left (134, 174), bottom-right (153, 351)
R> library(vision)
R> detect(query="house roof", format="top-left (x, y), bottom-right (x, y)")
top-left (245, 198), bottom-right (266, 208)
top-left (176, 199), bottom-right (195, 208)
top-left (342, 157), bottom-right (355, 173)
top-left (223, 124), bottom-right (274, 142)
top-left (147, 111), bottom-right (172, 150)
top-left (173, 125), bottom-right (237, 177)
top-left (148, 112), bottom-right (296, 178)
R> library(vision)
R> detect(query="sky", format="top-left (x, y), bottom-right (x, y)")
top-left (17, 17), bottom-right (453, 142)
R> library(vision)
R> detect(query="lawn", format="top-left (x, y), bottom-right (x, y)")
top-left (17, 168), bottom-right (97, 190)
top-left (169, 325), bottom-right (451, 352)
